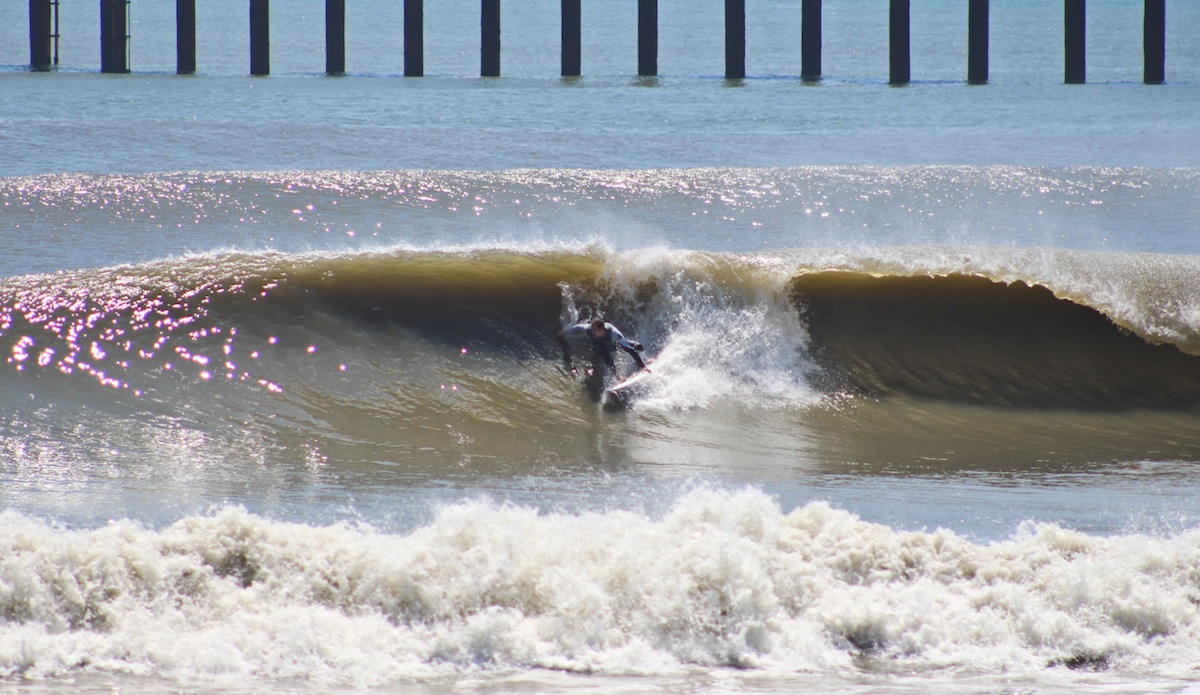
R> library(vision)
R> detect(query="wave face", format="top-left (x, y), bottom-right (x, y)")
top-left (0, 247), bottom-right (824, 485)
top-left (3, 489), bottom-right (1200, 686)
top-left (3, 245), bottom-right (1200, 421)
top-left (792, 271), bottom-right (1200, 408)
top-left (6, 243), bottom-right (1200, 526)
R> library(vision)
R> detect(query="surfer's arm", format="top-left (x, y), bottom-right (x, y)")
top-left (621, 343), bottom-right (647, 371)
top-left (556, 330), bottom-right (576, 372)
top-left (609, 325), bottom-right (648, 371)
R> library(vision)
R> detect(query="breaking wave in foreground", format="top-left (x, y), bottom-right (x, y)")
top-left (2, 488), bottom-right (1199, 688)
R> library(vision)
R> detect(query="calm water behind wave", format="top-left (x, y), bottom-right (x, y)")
top-left (2, 1), bottom-right (1200, 174)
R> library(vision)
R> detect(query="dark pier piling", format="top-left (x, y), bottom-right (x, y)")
top-left (481, 0), bottom-right (500, 77)
top-left (889, 0), bottom-right (910, 85)
top-left (29, 0), bottom-right (54, 71)
top-left (725, 0), bottom-right (745, 80)
top-left (801, 0), bottom-right (821, 81)
top-left (405, 0), bottom-right (423, 77)
top-left (638, 0), bottom-right (657, 77)
top-left (562, 0), bottom-right (581, 76)
top-left (177, 0), bottom-right (196, 74)
top-left (16, 0), bottom-right (1182, 85)
top-left (250, 0), bottom-right (269, 75)
top-left (326, 0), bottom-right (345, 75)
top-left (1064, 0), bottom-right (1085, 84)
top-left (100, 0), bottom-right (129, 74)
top-left (1144, 0), bottom-right (1165, 84)
top-left (968, 0), bottom-right (988, 84)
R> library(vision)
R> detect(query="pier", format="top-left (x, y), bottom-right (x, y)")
top-left (22, 0), bottom-right (1175, 85)
top-left (27, 0), bottom-right (56, 71)
top-left (98, 0), bottom-right (128, 73)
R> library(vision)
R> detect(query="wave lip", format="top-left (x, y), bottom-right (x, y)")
top-left (792, 271), bottom-right (1200, 410)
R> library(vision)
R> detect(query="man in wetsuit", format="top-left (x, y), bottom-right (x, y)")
top-left (557, 318), bottom-right (649, 375)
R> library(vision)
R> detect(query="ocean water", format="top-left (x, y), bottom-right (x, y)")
top-left (4, 1), bottom-right (1200, 693)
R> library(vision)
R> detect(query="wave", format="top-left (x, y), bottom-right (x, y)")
top-left (3, 245), bottom-right (1200, 417)
top-left (792, 270), bottom-right (1200, 408)
top-left (7, 244), bottom-right (1200, 412)
top-left (1, 488), bottom-right (1198, 686)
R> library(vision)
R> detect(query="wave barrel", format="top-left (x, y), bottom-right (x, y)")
top-left (792, 272), bottom-right (1200, 410)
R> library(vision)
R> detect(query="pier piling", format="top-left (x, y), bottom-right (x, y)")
top-left (801, 0), bottom-right (821, 81)
top-left (100, 0), bottom-right (129, 74)
top-left (29, 0), bottom-right (53, 71)
top-left (638, 0), bottom-right (657, 77)
top-left (15, 0), bottom-right (1182, 85)
top-left (1064, 0), bottom-right (1085, 84)
top-left (968, 0), bottom-right (988, 84)
top-left (725, 0), bottom-right (745, 80)
top-left (1144, 0), bottom-right (1165, 84)
top-left (404, 0), bottom-right (423, 76)
top-left (326, 0), bottom-right (345, 75)
top-left (562, 0), bottom-right (580, 76)
top-left (889, 0), bottom-right (910, 85)
top-left (481, 0), bottom-right (500, 77)
top-left (177, 0), bottom-right (195, 74)
top-left (250, 0), bottom-right (269, 75)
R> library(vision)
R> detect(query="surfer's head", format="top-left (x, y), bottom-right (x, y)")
top-left (588, 318), bottom-right (607, 338)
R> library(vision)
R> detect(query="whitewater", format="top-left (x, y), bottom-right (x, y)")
top-left (5, 489), bottom-right (1200, 689)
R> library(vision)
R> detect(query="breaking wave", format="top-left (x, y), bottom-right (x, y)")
top-left (3, 245), bottom-right (1200, 416)
top-left (2, 488), bottom-right (1198, 686)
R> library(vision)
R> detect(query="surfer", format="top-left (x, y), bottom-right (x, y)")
top-left (557, 318), bottom-right (649, 375)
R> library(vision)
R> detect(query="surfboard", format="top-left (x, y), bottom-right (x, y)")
top-left (606, 369), bottom-right (653, 394)
top-left (602, 369), bottom-right (654, 410)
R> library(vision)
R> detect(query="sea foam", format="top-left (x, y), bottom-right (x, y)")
top-left (2, 489), bottom-right (1198, 687)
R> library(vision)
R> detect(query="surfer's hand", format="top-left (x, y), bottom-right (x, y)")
top-left (630, 341), bottom-right (644, 352)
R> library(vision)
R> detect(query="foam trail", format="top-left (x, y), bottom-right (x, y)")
top-left (561, 249), bottom-right (825, 411)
